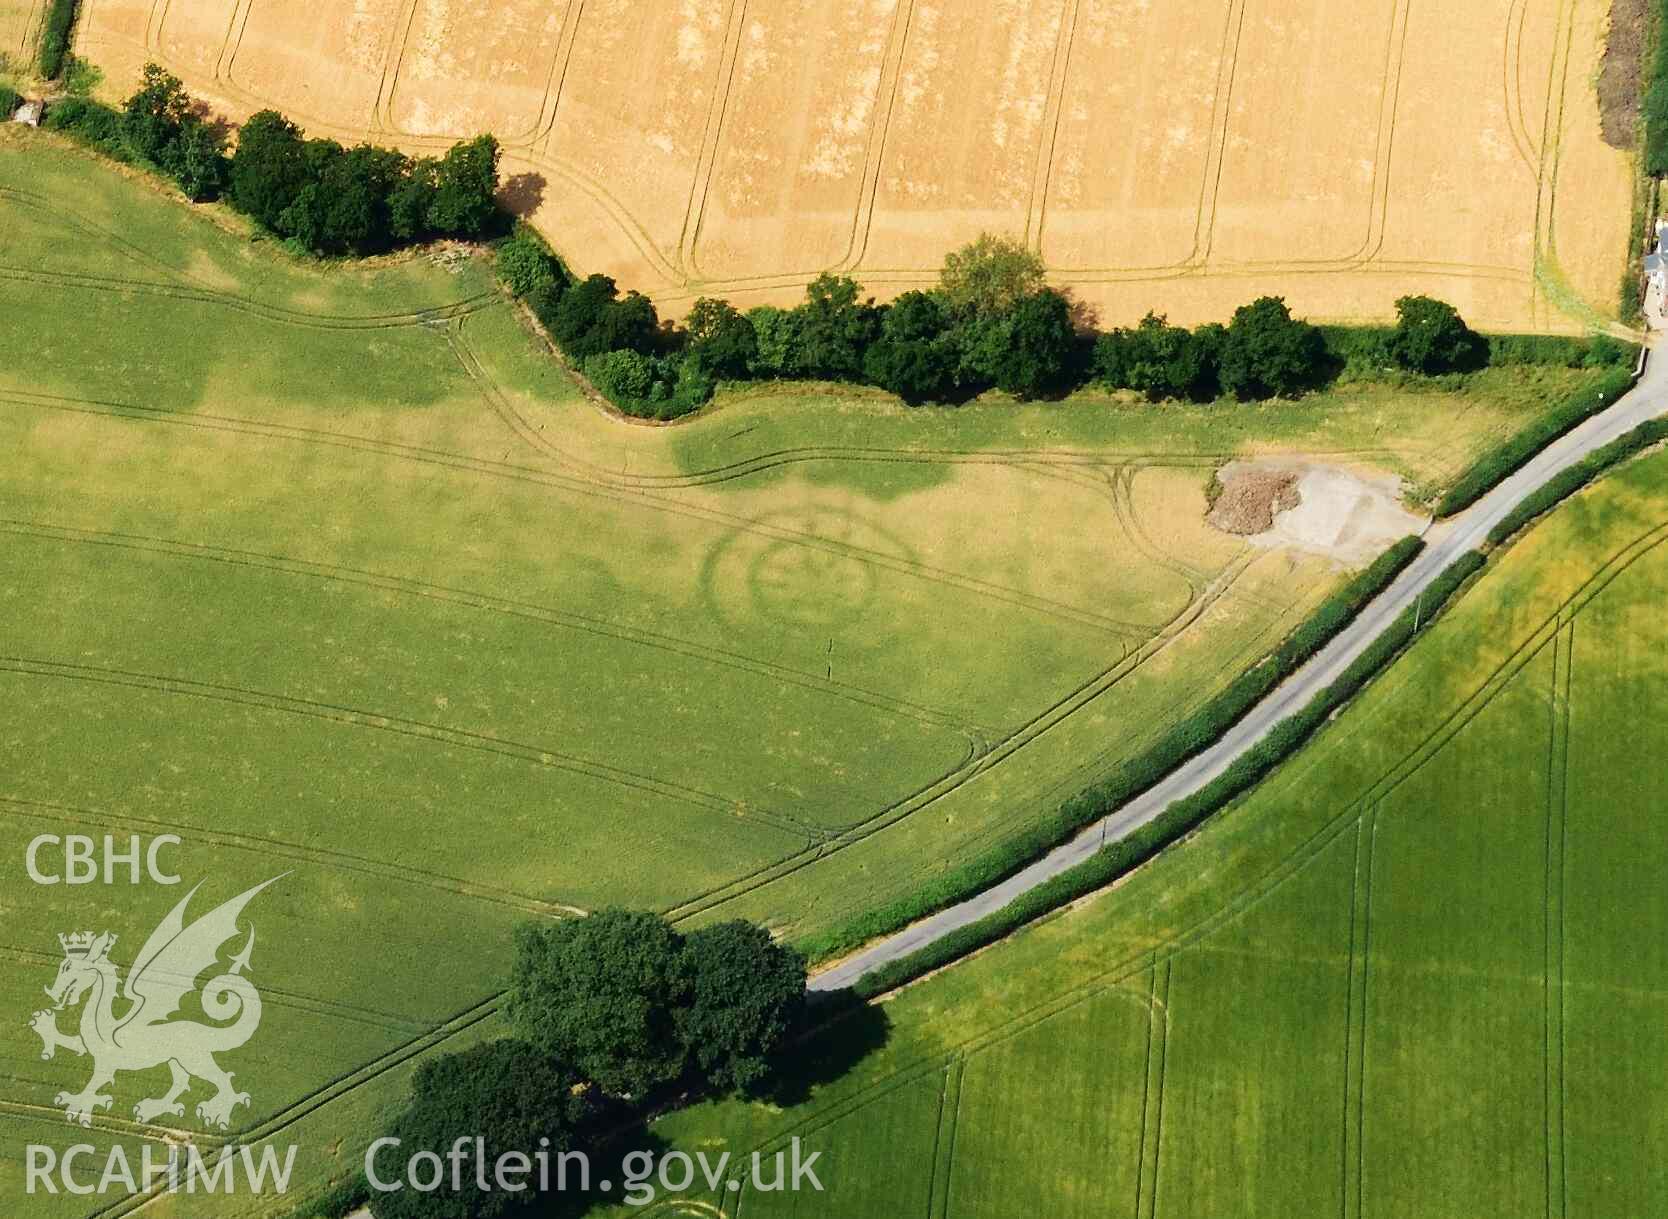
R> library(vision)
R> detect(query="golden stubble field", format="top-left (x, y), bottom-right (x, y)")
top-left (75, 0), bottom-right (1633, 332)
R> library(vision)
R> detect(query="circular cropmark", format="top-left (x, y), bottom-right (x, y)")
top-left (702, 504), bottom-right (914, 634)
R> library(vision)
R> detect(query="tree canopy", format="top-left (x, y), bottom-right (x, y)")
top-left (675, 921), bottom-right (808, 1096)
top-left (940, 233), bottom-right (1048, 318)
top-left (1390, 294), bottom-right (1484, 375)
top-left (369, 1039), bottom-right (593, 1219)
top-left (506, 910), bottom-right (807, 1101)
top-left (507, 910), bottom-right (690, 1098)
top-left (228, 108), bottom-right (501, 255)
top-left (1218, 296), bottom-right (1327, 400)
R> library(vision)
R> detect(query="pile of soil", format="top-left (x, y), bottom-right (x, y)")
top-left (1207, 468), bottom-right (1301, 535)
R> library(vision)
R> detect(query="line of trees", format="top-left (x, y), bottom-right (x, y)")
top-left (44, 64), bottom-right (503, 256)
top-left (499, 232), bottom-right (1083, 420)
top-left (365, 910), bottom-right (808, 1219)
top-left (498, 230), bottom-right (1631, 422)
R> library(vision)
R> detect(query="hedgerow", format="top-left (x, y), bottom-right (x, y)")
top-left (852, 549), bottom-right (1488, 998)
top-left (0, 86), bottom-right (20, 118)
top-left (1647, 0), bottom-right (1668, 175)
top-left (41, 96), bottom-right (126, 157)
top-left (1487, 417), bottom-right (1668, 545)
top-left (38, 0), bottom-right (79, 79)
top-left (1434, 364), bottom-right (1639, 516)
top-left (800, 536), bottom-right (1427, 964)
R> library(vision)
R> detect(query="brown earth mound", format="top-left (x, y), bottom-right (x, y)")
top-left (1207, 468), bottom-right (1302, 535)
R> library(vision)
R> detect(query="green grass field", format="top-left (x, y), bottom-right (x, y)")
top-left (0, 127), bottom-right (1647, 1215)
top-left (583, 444), bottom-right (1668, 1219)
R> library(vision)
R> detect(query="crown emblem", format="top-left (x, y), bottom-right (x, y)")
top-left (57, 932), bottom-right (102, 957)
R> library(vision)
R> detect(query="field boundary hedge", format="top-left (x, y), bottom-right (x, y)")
top-left (1433, 364), bottom-right (1639, 516)
top-left (852, 549), bottom-right (1488, 999)
top-left (799, 535), bottom-right (1427, 964)
top-left (1646, 0), bottom-right (1668, 175)
top-left (38, 0), bottom-right (79, 79)
top-left (1487, 416), bottom-right (1668, 544)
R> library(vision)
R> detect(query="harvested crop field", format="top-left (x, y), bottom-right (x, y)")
top-left (74, 0), bottom-right (1633, 332)
top-left (1, 0), bottom-right (41, 64)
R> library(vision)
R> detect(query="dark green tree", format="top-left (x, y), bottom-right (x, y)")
top-left (120, 64), bottom-right (192, 165)
top-left (507, 910), bottom-right (689, 1098)
top-left (389, 157), bottom-right (440, 242)
top-left (1389, 295), bottom-right (1482, 374)
top-left (497, 232), bottom-right (563, 298)
top-left (595, 291), bottom-right (660, 356)
top-left (685, 298), bottom-right (758, 379)
top-left (791, 274), bottom-right (881, 380)
top-left (675, 922), bottom-right (807, 1096)
top-left (863, 291), bottom-right (958, 404)
top-left (428, 134), bottom-right (501, 236)
top-left (1217, 296), bottom-right (1326, 400)
top-left (958, 289), bottom-right (1076, 399)
top-left (745, 306), bottom-right (803, 378)
top-left (550, 274), bottom-right (621, 359)
top-left (163, 120), bottom-right (229, 202)
top-left (230, 110), bottom-right (309, 231)
top-left (583, 348), bottom-right (659, 405)
top-left (369, 1039), bottom-right (593, 1219)
top-left (1092, 313), bottom-right (1217, 402)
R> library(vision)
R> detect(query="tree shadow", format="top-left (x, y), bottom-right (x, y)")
top-left (500, 171), bottom-right (548, 217)
top-left (537, 1105), bottom-right (673, 1217)
top-left (753, 988), bottom-right (893, 1108)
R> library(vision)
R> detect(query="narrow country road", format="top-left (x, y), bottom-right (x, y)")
top-left (812, 341), bottom-right (1668, 993)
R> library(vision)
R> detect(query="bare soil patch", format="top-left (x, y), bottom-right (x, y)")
top-left (1599, 0), bottom-right (1648, 149)
top-left (1209, 459), bottom-right (1427, 565)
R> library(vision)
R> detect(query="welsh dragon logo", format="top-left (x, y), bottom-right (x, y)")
top-left (29, 876), bottom-right (286, 1130)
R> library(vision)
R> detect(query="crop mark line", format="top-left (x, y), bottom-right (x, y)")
top-left (687, 0), bottom-right (913, 284)
top-left (918, 1061), bottom-right (958, 1219)
top-left (16, 0), bottom-right (45, 57)
top-left (1136, 957), bottom-right (1171, 1219)
top-left (0, 518), bottom-right (981, 743)
top-left (1, 942), bottom-right (429, 1033)
top-left (666, 548), bottom-right (1264, 922)
top-left (1530, 0), bottom-right (1574, 325)
top-left (0, 655), bottom-right (823, 842)
top-left (1502, 0), bottom-right (1539, 173)
top-left (5, 382), bottom-right (1146, 640)
top-left (447, 321), bottom-right (1151, 637)
top-left (376, 0), bottom-right (435, 138)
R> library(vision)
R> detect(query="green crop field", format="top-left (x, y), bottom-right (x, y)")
top-left (0, 126), bottom-right (1645, 1215)
top-left (590, 443), bottom-right (1668, 1219)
